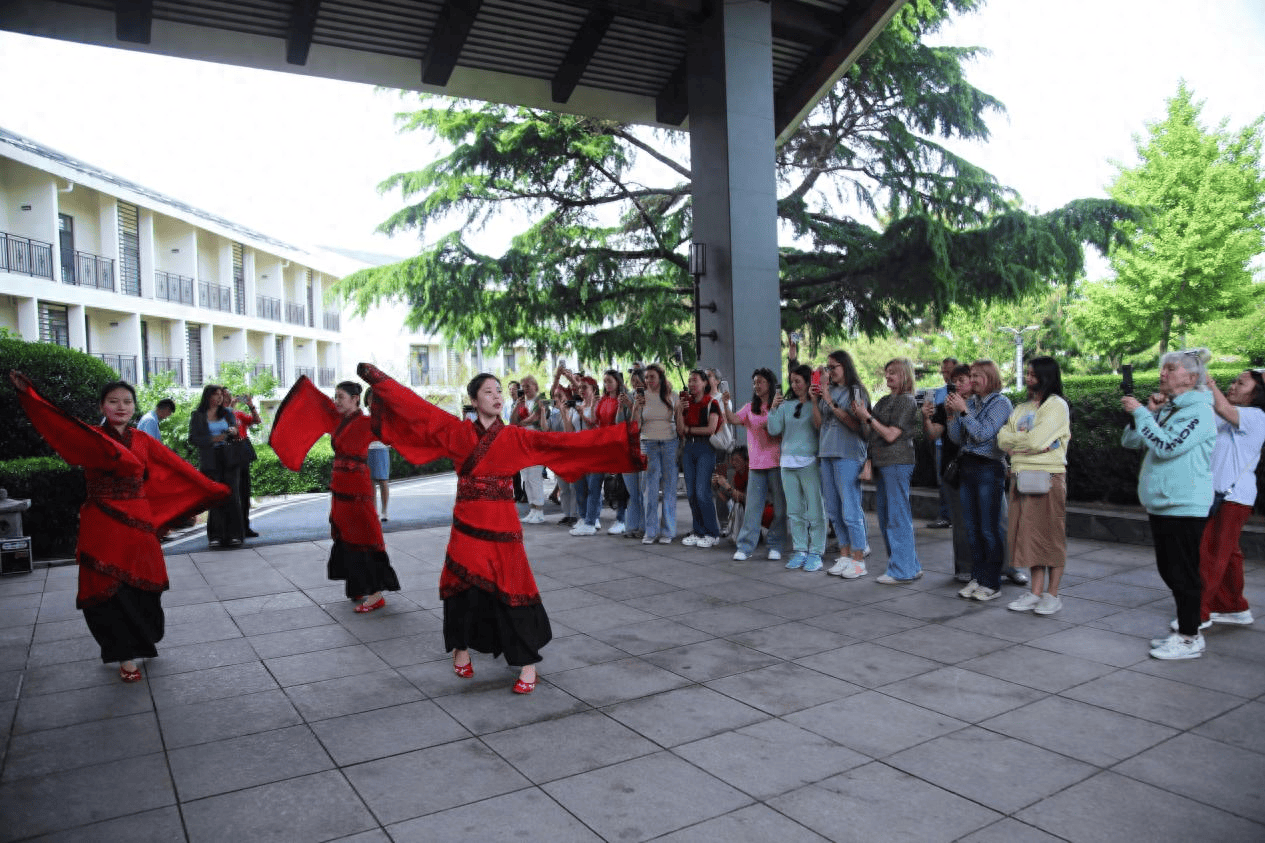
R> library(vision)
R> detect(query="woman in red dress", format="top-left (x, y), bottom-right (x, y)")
top-left (360, 364), bottom-right (644, 694)
top-left (10, 372), bottom-right (229, 682)
top-left (269, 378), bottom-right (401, 613)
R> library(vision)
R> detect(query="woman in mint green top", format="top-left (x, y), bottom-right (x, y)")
top-left (768, 365), bottom-right (826, 571)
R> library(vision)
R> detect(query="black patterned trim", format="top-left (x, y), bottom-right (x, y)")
top-left (453, 515), bottom-right (521, 543)
top-left (441, 553), bottom-right (541, 607)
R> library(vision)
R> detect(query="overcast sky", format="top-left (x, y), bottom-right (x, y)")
top-left (1, 0), bottom-right (1262, 268)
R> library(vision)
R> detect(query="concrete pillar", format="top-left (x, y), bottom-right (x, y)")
top-left (199, 323), bottom-right (215, 384)
top-left (68, 303), bottom-right (87, 351)
top-left (16, 297), bottom-right (38, 341)
top-left (169, 319), bottom-right (186, 386)
top-left (138, 209), bottom-right (156, 298)
top-left (687, 0), bottom-right (781, 395)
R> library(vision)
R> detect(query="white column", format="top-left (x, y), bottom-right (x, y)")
top-left (68, 303), bottom-right (87, 351)
top-left (169, 318), bottom-right (187, 387)
top-left (200, 323), bottom-right (215, 384)
top-left (16, 297), bottom-right (39, 341)
top-left (138, 209), bottom-right (156, 299)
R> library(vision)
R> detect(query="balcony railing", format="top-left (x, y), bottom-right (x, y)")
top-left (318, 367), bottom-right (336, 387)
top-left (284, 302), bottom-right (306, 326)
top-left (410, 367), bottom-right (445, 387)
top-left (145, 356), bottom-right (184, 385)
top-left (2, 231), bottom-right (53, 278)
top-left (295, 365), bottom-right (316, 381)
top-left (323, 311), bottom-right (341, 331)
top-left (64, 250), bottom-right (115, 291)
top-left (257, 295), bottom-right (281, 321)
top-left (251, 364), bottom-right (274, 381)
top-left (92, 353), bottom-right (138, 384)
top-left (154, 270), bottom-right (195, 305)
top-left (198, 280), bottom-right (233, 312)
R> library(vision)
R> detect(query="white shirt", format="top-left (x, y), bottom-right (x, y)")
top-left (1212, 406), bottom-right (1265, 506)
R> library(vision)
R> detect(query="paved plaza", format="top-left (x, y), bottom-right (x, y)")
top-left (1, 502), bottom-right (1262, 842)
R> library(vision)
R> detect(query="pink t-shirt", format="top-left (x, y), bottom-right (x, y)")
top-left (735, 402), bottom-right (781, 470)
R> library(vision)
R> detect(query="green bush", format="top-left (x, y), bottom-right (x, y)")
top-left (250, 440), bottom-right (336, 496)
top-left (1, 337), bottom-right (118, 459)
top-left (0, 457), bottom-right (84, 558)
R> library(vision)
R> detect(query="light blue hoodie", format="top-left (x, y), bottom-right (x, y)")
top-left (1120, 389), bottom-right (1216, 517)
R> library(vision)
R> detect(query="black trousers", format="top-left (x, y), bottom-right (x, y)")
top-left (239, 463), bottom-right (253, 528)
top-left (1149, 514), bottom-right (1206, 636)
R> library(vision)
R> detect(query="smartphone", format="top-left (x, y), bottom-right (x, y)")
top-left (1121, 364), bottom-right (1134, 396)
top-left (719, 379), bottom-right (729, 395)
top-left (946, 383), bottom-right (956, 394)
top-left (790, 331), bottom-right (802, 344)
top-left (636, 386), bottom-right (645, 397)
top-left (810, 369), bottom-right (822, 389)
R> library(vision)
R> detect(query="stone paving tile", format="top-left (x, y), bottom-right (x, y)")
top-left (957, 817), bottom-right (1068, 843)
top-left (724, 620), bottom-right (858, 660)
top-left (885, 726), bottom-right (1097, 813)
top-left (247, 622), bottom-right (362, 660)
top-left (546, 657), bottom-right (691, 707)
top-left (142, 636), bottom-right (260, 678)
top-left (741, 590), bottom-right (854, 620)
top-left (263, 643), bottom-right (390, 687)
top-left (1130, 648), bottom-right (1265, 698)
top-left (1061, 668), bottom-right (1245, 730)
top-left (549, 601), bottom-right (661, 633)
top-left (26, 633), bottom-right (103, 667)
top-left (387, 788), bottom-right (602, 842)
top-left (874, 623), bottom-right (1013, 664)
top-left (310, 699), bottom-right (470, 766)
top-left (654, 803), bottom-right (829, 842)
top-left (641, 637), bottom-right (780, 682)
top-left (0, 752), bottom-right (175, 843)
top-left (479, 710), bottom-right (658, 784)
top-left (1025, 625), bottom-right (1152, 667)
top-left (167, 723), bottom-right (333, 801)
top-left (1114, 732), bottom-right (1265, 823)
top-left (785, 690), bottom-right (968, 759)
top-left (23, 805), bottom-right (186, 843)
top-left (602, 685), bottom-right (768, 748)
top-left (431, 676), bottom-right (589, 734)
top-left (18, 657), bottom-right (119, 696)
top-left (794, 640), bottom-right (940, 689)
top-left (1059, 579), bottom-right (1171, 608)
top-left (157, 688), bottom-right (303, 749)
top-left (955, 644), bottom-right (1117, 694)
top-left (181, 770), bottom-right (376, 843)
top-left (769, 760), bottom-right (1001, 843)
top-left (231, 604), bottom-right (335, 636)
top-left (980, 695), bottom-right (1178, 766)
top-left (582, 574), bottom-right (680, 601)
top-left (543, 751), bottom-right (753, 842)
top-left (943, 605), bottom-right (1074, 643)
top-left (674, 718), bottom-right (870, 800)
top-left (879, 666), bottom-right (1046, 723)
top-left (623, 588), bottom-right (731, 617)
top-left (148, 660), bottom-right (280, 709)
top-left (705, 661), bottom-right (864, 715)
top-left (14, 678), bottom-right (154, 734)
top-left (345, 738), bottom-right (531, 825)
top-left (1016, 770), bottom-right (1265, 842)
top-left (2, 710), bottom-right (163, 782)
top-left (801, 605), bottom-right (925, 640)
top-left (284, 668), bottom-right (425, 722)
top-left (533, 631), bottom-right (633, 672)
top-left (1192, 700), bottom-right (1265, 755)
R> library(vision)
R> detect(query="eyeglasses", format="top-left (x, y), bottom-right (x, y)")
top-left (827, 364), bottom-right (842, 371)
top-left (793, 402), bottom-right (804, 418)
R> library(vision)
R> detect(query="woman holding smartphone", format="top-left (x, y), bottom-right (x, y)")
top-left (636, 364), bottom-right (679, 543)
top-left (768, 364), bottom-right (826, 571)
top-left (723, 367), bottom-right (787, 561)
top-left (813, 351), bottom-right (871, 578)
top-left (675, 369), bottom-right (723, 547)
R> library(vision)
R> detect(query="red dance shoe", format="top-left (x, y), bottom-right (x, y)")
top-left (512, 677), bottom-right (537, 695)
top-left (453, 660), bottom-right (473, 678)
top-left (354, 596), bottom-right (386, 613)
top-left (119, 665), bottom-right (142, 683)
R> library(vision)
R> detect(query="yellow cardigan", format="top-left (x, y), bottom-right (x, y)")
top-left (997, 395), bottom-right (1070, 473)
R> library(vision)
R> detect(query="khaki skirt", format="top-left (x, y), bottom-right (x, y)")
top-left (1007, 472), bottom-right (1066, 569)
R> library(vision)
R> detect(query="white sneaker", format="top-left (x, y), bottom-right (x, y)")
top-left (826, 559), bottom-right (850, 576)
top-left (863, 545), bottom-right (872, 558)
top-left (681, 534), bottom-right (700, 546)
top-left (971, 586), bottom-right (1001, 602)
top-left (840, 561), bottom-right (867, 580)
top-left (696, 535), bottom-right (717, 548)
top-left (658, 536), bottom-right (673, 545)
top-left (1210, 610), bottom-right (1254, 625)
top-left (642, 535), bottom-right (657, 545)
top-left (524, 510), bottom-right (545, 524)
top-left (957, 579), bottom-right (980, 599)
top-left (767, 550), bottom-right (782, 561)
top-left (1033, 593), bottom-right (1062, 615)
top-left (1169, 618), bottom-right (1213, 632)
top-left (569, 523), bottom-right (596, 536)
top-left (1007, 592), bottom-right (1041, 612)
top-left (608, 521), bottom-right (625, 535)
top-left (1150, 633), bottom-right (1205, 660)
top-left (732, 550), bottom-right (750, 561)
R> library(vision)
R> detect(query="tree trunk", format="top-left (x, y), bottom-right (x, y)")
top-left (1159, 310), bottom-right (1173, 356)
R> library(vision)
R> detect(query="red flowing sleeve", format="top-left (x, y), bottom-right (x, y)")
top-left (357, 363), bottom-right (470, 465)
top-left (269, 376), bottom-right (340, 471)
top-left (488, 422), bottom-right (646, 482)
top-left (135, 432), bottom-right (232, 528)
top-left (10, 370), bottom-right (141, 473)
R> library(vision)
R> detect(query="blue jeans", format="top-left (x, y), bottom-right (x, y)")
top-left (736, 467), bottom-right (787, 554)
top-left (958, 457), bottom-right (1007, 588)
top-left (682, 439), bottom-right (719, 538)
top-left (577, 472), bottom-right (604, 526)
top-left (874, 463), bottom-right (920, 579)
top-left (821, 457), bottom-right (867, 553)
top-left (642, 438), bottom-right (678, 539)
top-left (621, 470), bottom-right (644, 532)
top-left (934, 443), bottom-right (952, 521)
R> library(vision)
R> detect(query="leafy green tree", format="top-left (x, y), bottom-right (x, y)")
top-left (337, 0), bottom-right (1133, 364)
top-left (1075, 82), bottom-right (1264, 356)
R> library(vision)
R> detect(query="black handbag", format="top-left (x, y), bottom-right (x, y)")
top-left (942, 456), bottom-right (961, 489)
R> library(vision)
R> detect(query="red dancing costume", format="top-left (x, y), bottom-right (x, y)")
top-left (270, 376), bottom-right (401, 599)
top-left (11, 373), bottom-right (229, 663)
top-left (359, 364), bottom-right (645, 666)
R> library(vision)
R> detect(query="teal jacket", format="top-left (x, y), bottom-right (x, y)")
top-left (1121, 390), bottom-right (1216, 517)
top-left (767, 398), bottom-right (819, 459)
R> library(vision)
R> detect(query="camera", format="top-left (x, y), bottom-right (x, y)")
top-left (1120, 364), bottom-right (1134, 396)
top-left (565, 397), bottom-right (580, 408)
top-left (670, 346), bottom-right (683, 365)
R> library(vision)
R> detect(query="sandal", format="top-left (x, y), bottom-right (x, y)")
top-left (354, 596), bottom-right (385, 613)
top-left (512, 677), bottom-right (536, 694)
top-left (453, 659), bottom-right (473, 678)
top-left (119, 664), bottom-right (142, 683)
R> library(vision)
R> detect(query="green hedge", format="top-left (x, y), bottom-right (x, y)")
top-left (2, 337), bottom-right (118, 459)
top-left (0, 457), bottom-right (84, 558)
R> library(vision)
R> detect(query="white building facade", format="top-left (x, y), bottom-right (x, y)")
top-left (0, 127), bottom-right (343, 392)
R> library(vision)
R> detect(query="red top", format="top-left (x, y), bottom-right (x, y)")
top-left (269, 376), bottom-right (384, 552)
top-left (359, 363), bottom-right (645, 606)
top-left (11, 372), bottom-right (229, 608)
top-left (233, 407), bottom-right (261, 439)
top-left (594, 395), bottom-right (620, 427)
top-left (682, 397), bottom-right (718, 428)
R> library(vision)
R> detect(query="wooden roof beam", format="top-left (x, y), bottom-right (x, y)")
top-left (114, 0), bottom-right (153, 44)
top-left (552, 6), bottom-right (615, 104)
top-left (423, 0), bottom-right (484, 87)
top-left (771, 0), bottom-right (853, 44)
top-left (286, 0), bottom-right (322, 66)
top-left (655, 57), bottom-right (689, 126)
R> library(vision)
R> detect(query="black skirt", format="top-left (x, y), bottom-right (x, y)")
top-left (81, 583), bottom-right (164, 663)
top-left (327, 542), bottom-right (401, 599)
top-left (205, 449), bottom-right (245, 545)
top-left (444, 587), bottom-right (552, 666)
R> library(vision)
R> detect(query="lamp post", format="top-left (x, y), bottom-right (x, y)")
top-left (998, 325), bottom-right (1039, 391)
top-left (689, 243), bottom-right (717, 363)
